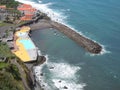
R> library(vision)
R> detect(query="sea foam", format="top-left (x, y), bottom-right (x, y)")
top-left (34, 54), bottom-right (86, 90)
top-left (46, 60), bottom-right (85, 90)
top-left (86, 44), bottom-right (111, 57)
top-left (47, 62), bottom-right (81, 79)
top-left (53, 79), bottom-right (86, 90)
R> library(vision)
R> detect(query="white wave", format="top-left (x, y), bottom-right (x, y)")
top-left (61, 9), bottom-right (70, 12)
top-left (47, 61), bottom-right (85, 90)
top-left (73, 30), bottom-right (110, 55)
top-left (33, 54), bottom-right (50, 89)
top-left (47, 62), bottom-right (81, 79)
top-left (38, 0), bottom-right (42, 3)
top-left (44, 54), bottom-right (49, 63)
top-left (34, 62), bottom-right (51, 89)
top-left (34, 65), bottom-right (44, 86)
top-left (15, 0), bottom-right (67, 24)
top-left (37, 48), bottom-right (42, 56)
top-left (98, 44), bottom-right (111, 55)
top-left (53, 79), bottom-right (86, 90)
top-left (87, 44), bottom-right (111, 57)
top-left (67, 9), bottom-right (70, 11)
top-left (33, 54), bottom-right (86, 90)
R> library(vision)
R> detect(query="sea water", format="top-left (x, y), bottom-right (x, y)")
top-left (16, 0), bottom-right (120, 90)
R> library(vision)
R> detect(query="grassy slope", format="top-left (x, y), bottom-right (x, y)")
top-left (0, 43), bottom-right (25, 90)
top-left (0, 42), bottom-right (15, 58)
top-left (0, 42), bottom-right (33, 90)
top-left (0, 62), bottom-right (25, 90)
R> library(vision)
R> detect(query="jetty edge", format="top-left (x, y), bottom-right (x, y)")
top-left (51, 21), bottom-right (102, 54)
top-left (29, 19), bottom-right (102, 54)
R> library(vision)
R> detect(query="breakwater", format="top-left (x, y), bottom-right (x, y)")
top-left (30, 19), bottom-right (102, 54)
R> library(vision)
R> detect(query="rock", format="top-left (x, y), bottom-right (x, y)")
top-left (49, 67), bottom-right (54, 69)
top-left (59, 80), bottom-right (61, 83)
top-left (63, 86), bottom-right (68, 89)
top-left (40, 73), bottom-right (43, 76)
top-left (42, 85), bottom-right (45, 87)
top-left (34, 56), bottom-right (46, 66)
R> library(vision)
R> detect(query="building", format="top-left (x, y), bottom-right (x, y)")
top-left (17, 4), bottom-right (37, 21)
top-left (0, 5), bottom-right (6, 10)
top-left (0, 5), bottom-right (6, 21)
top-left (20, 14), bottom-right (34, 21)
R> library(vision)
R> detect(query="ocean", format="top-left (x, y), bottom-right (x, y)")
top-left (16, 0), bottom-right (120, 90)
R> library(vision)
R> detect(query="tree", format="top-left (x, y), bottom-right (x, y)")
top-left (5, 15), bottom-right (10, 22)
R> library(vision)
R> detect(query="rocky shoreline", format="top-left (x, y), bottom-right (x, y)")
top-left (29, 19), bottom-right (102, 54)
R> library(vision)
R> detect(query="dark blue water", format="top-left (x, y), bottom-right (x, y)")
top-left (17, 0), bottom-right (120, 90)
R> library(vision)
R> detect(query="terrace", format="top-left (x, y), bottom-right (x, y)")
top-left (12, 26), bottom-right (38, 62)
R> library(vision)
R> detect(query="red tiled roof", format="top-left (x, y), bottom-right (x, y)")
top-left (18, 4), bottom-right (36, 21)
top-left (17, 4), bottom-right (36, 12)
top-left (26, 8), bottom-right (36, 12)
top-left (20, 14), bottom-right (33, 21)
top-left (25, 14), bottom-right (34, 16)
top-left (21, 17), bottom-right (32, 21)
top-left (18, 8), bottom-right (36, 12)
top-left (0, 5), bottom-right (6, 9)
top-left (22, 4), bottom-right (32, 8)
top-left (20, 4), bottom-right (32, 8)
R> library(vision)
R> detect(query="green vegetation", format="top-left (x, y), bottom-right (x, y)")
top-left (0, 62), bottom-right (21, 80)
top-left (0, 42), bottom-right (15, 58)
top-left (8, 64), bottom-right (22, 80)
top-left (0, 43), bottom-right (25, 90)
top-left (0, 22), bottom-right (7, 27)
top-left (0, 62), bottom-right (25, 90)
top-left (0, 43), bottom-right (33, 90)
top-left (16, 59), bottom-right (32, 86)
top-left (0, 22), bottom-right (12, 27)
top-left (0, 0), bottom-right (20, 8)
top-left (0, 62), bottom-right (9, 69)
